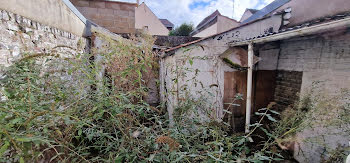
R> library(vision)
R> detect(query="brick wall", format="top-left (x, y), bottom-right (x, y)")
top-left (274, 71), bottom-right (302, 109)
top-left (71, 0), bottom-right (136, 34)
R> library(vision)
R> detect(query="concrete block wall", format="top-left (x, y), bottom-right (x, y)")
top-left (71, 0), bottom-right (136, 34)
top-left (259, 31), bottom-right (350, 110)
top-left (278, 33), bottom-right (350, 95)
top-left (259, 31), bottom-right (350, 163)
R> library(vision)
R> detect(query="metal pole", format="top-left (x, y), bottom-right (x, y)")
top-left (245, 42), bottom-right (253, 133)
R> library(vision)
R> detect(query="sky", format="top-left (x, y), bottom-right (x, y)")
top-left (118, 0), bottom-right (274, 27)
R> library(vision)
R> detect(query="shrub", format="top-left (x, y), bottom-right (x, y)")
top-left (0, 32), bottom-right (289, 162)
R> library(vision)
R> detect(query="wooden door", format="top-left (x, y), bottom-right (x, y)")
top-left (223, 71), bottom-right (247, 131)
top-left (223, 70), bottom-right (276, 132)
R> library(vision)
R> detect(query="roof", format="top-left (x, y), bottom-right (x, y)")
top-left (94, 0), bottom-right (137, 6)
top-left (230, 12), bottom-right (350, 45)
top-left (190, 10), bottom-right (221, 36)
top-left (164, 12), bottom-right (276, 54)
top-left (247, 9), bottom-right (259, 14)
top-left (241, 0), bottom-right (290, 24)
top-left (196, 10), bottom-right (221, 29)
top-left (164, 11), bottom-right (350, 56)
top-left (159, 19), bottom-right (174, 28)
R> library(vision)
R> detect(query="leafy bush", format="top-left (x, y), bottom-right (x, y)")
top-left (0, 32), bottom-right (288, 162)
top-left (169, 23), bottom-right (194, 36)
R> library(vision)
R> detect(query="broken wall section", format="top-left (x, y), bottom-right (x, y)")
top-left (91, 27), bottom-right (160, 106)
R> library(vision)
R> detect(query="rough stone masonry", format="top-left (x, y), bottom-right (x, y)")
top-left (0, 9), bottom-right (88, 68)
top-left (0, 9), bottom-right (89, 101)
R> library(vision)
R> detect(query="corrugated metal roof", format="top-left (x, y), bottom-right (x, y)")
top-left (230, 12), bottom-right (350, 45)
top-left (241, 0), bottom-right (290, 24)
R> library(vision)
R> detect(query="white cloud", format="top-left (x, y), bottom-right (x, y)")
top-left (119, 0), bottom-right (271, 26)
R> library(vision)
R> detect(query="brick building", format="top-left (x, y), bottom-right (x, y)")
top-left (70, 0), bottom-right (137, 34)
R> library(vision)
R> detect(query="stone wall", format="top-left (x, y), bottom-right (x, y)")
top-left (0, 9), bottom-right (89, 70)
top-left (0, 9), bottom-right (89, 101)
top-left (71, 0), bottom-right (136, 34)
top-left (154, 36), bottom-right (200, 48)
top-left (0, 0), bottom-right (87, 36)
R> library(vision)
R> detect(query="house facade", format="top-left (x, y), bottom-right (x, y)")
top-left (239, 9), bottom-right (258, 22)
top-left (190, 10), bottom-right (240, 38)
top-left (160, 19), bottom-right (174, 31)
top-left (160, 0), bottom-right (350, 162)
top-left (70, 0), bottom-right (137, 34)
top-left (135, 2), bottom-right (169, 36)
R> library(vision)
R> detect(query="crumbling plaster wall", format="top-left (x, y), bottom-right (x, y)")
top-left (161, 15), bottom-right (283, 122)
top-left (258, 31), bottom-right (350, 163)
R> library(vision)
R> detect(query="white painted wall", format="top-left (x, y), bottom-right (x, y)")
top-left (161, 15), bottom-right (283, 122)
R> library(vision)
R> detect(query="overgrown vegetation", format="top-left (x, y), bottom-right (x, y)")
top-left (169, 23), bottom-right (194, 36)
top-left (0, 31), bottom-right (348, 162)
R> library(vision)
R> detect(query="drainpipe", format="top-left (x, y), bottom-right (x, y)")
top-left (245, 42), bottom-right (254, 133)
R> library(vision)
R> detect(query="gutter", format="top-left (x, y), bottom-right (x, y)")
top-left (229, 16), bottom-right (350, 46)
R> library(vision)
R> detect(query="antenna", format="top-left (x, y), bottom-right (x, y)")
top-left (232, 0), bottom-right (235, 19)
